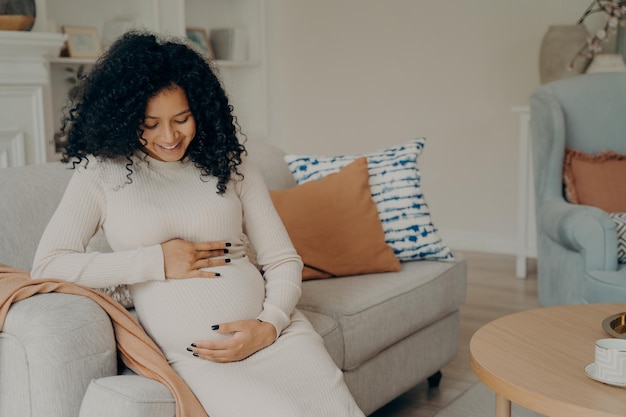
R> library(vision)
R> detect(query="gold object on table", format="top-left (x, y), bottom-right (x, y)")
top-left (602, 312), bottom-right (626, 339)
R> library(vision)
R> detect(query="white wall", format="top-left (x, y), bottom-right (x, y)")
top-left (264, 0), bottom-right (596, 255)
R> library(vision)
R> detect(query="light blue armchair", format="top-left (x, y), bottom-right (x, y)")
top-left (529, 72), bottom-right (626, 306)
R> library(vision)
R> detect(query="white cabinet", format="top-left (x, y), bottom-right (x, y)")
top-left (1, 0), bottom-right (268, 165)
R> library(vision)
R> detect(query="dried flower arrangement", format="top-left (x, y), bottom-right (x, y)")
top-left (570, 0), bottom-right (626, 69)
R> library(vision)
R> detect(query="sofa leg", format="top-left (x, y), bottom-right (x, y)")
top-left (427, 370), bottom-right (442, 388)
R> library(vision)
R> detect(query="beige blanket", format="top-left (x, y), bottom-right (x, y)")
top-left (0, 264), bottom-right (208, 417)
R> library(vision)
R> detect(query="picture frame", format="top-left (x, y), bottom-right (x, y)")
top-left (62, 26), bottom-right (102, 58)
top-left (186, 27), bottom-right (215, 59)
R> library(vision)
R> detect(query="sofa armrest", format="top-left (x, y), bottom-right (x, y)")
top-left (539, 199), bottom-right (618, 271)
top-left (0, 293), bottom-right (117, 417)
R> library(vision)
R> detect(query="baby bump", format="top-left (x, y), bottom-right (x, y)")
top-left (130, 259), bottom-right (265, 355)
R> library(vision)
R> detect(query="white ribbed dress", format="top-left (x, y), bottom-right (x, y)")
top-left (32, 153), bottom-right (364, 417)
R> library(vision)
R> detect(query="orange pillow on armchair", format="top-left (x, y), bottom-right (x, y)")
top-left (563, 148), bottom-right (626, 212)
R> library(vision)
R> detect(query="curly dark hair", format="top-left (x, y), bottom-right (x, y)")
top-left (60, 30), bottom-right (245, 194)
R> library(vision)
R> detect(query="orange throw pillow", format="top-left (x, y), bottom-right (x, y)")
top-left (563, 148), bottom-right (626, 212)
top-left (270, 157), bottom-right (401, 280)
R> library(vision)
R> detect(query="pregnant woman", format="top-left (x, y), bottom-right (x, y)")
top-left (31, 31), bottom-right (364, 417)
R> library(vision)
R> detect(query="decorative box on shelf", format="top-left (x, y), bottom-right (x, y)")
top-left (210, 28), bottom-right (248, 61)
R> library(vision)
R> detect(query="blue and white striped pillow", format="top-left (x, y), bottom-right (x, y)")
top-left (284, 138), bottom-right (453, 262)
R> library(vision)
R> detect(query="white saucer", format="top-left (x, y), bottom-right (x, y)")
top-left (584, 363), bottom-right (626, 388)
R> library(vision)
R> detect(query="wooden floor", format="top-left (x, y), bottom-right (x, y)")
top-left (369, 251), bottom-right (540, 417)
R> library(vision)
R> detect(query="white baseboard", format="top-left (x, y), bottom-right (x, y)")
top-left (438, 229), bottom-right (520, 256)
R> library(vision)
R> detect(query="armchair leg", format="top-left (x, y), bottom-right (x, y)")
top-left (427, 370), bottom-right (442, 388)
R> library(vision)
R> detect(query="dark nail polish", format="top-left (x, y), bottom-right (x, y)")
top-left (193, 353), bottom-right (199, 357)
top-left (186, 347), bottom-right (193, 352)
top-left (191, 343), bottom-right (197, 347)
top-left (215, 273), bottom-right (221, 277)
top-left (225, 258), bottom-right (231, 263)
top-left (223, 248), bottom-right (229, 254)
top-left (225, 242), bottom-right (232, 247)
top-left (211, 324), bottom-right (220, 330)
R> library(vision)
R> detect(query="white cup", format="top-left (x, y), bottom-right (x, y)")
top-left (594, 338), bottom-right (626, 382)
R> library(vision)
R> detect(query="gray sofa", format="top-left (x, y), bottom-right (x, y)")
top-left (0, 140), bottom-right (467, 416)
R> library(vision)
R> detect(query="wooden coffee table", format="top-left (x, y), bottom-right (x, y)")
top-left (470, 303), bottom-right (626, 417)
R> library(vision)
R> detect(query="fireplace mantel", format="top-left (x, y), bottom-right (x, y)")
top-left (0, 31), bottom-right (65, 167)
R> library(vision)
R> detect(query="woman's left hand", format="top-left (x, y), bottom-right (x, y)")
top-left (189, 319), bottom-right (277, 362)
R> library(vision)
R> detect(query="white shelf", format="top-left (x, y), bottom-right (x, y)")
top-left (49, 57), bottom-right (97, 65)
top-left (214, 59), bottom-right (260, 68)
top-left (48, 57), bottom-right (261, 70)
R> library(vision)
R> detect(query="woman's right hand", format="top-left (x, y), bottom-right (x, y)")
top-left (161, 238), bottom-right (230, 279)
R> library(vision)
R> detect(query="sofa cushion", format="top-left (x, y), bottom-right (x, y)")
top-left (284, 138), bottom-right (454, 262)
top-left (79, 375), bottom-right (175, 417)
top-left (563, 148), bottom-right (626, 212)
top-left (298, 256), bottom-right (467, 370)
top-left (270, 158), bottom-right (400, 280)
top-left (299, 309), bottom-right (344, 368)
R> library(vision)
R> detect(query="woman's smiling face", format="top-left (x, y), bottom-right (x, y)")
top-left (141, 85), bottom-right (196, 162)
